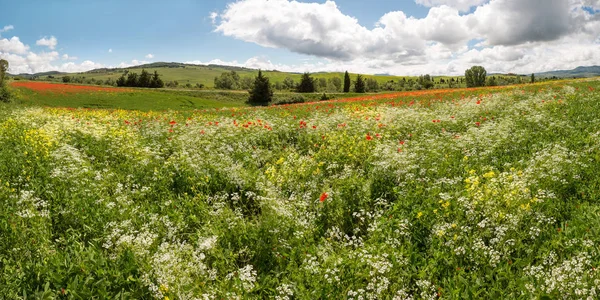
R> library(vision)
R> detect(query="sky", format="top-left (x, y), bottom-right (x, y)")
top-left (0, 0), bottom-right (599, 76)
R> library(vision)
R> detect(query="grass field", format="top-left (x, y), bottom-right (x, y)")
top-left (35, 63), bottom-right (470, 89)
top-left (2, 78), bottom-right (600, 298)
top-left (10, 81), bottom-right (411, 111)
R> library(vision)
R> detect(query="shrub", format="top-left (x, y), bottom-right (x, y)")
top-left (274, 94), bottom-right (305, 105)
top-left (0, 85), bottom-right (12, 103)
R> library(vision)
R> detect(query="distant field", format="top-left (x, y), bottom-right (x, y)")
top-left (37, 64), bottom-right (467, 88)
top-left (10, 81), bottom-right (381, 111)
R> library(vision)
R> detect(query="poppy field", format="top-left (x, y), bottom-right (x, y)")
top-left (2, 78), bottom-right (600, 299)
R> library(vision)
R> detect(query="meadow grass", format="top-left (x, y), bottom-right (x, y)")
top-left (38, 64), bottom-right (466, 88)
top-left (1, 78), bottom-right (600, 298)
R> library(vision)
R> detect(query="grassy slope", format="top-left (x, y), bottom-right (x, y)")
top-left (38, 64), bottom-right (464, 88)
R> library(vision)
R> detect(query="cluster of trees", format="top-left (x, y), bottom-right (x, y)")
top-left (116, 70), bottom-right (164, 88)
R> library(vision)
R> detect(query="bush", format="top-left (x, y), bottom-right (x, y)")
top-left (0, 85), bottom-right (12, 103)
top-left (320, 93), bottom-right (330, 101)
top-left (274, 94), bottom-right (305, 105)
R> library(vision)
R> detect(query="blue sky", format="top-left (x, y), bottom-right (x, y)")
top-left (1, 0), bottom-right (599, 75)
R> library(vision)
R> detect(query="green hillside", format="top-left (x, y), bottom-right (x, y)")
top-left (36, 62), bottom-right (460, 88)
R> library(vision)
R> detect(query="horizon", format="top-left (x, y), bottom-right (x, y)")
top-left (0, 0), bottom-right (599, 76)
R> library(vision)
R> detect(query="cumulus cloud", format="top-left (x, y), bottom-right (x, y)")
top-left (0, 36), bottom-right (30, 54)
top-left (36, 36), bottom-right (58, 50)
top-left (213, 0), bottom-right (600, 75)
top-left (145, 53), bottom-right (154, 59)
top-left (415, 0), bottom-right (488, 12)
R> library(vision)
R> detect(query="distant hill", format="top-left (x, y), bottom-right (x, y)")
top-left (10, 62), bottom-right (599, 87)
top-left (12, 62), bottom-right (425, 88)
top-left (534, 66), bottom-right (600, 78)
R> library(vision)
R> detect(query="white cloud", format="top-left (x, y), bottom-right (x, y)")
top-left (213, 0), bottom-right (600, 75)
top-left (36, 36), bottom-right (58, 50)
top-left (145, 53), bottom-right (154, 59)
top-left (415, 0), bottom-right (488, 12)
top-left (108, 48), bottom-right (113, 53)
top-left (61, 54), bottom-right (78, 60)
top-left (210, 12), bottom-right (218, 24)
top-left (0, 25), bottom-right (14, 34)
top-left (0, 36), bottom-right (30, 54)
top-left (116, 59), bottom-right (150, 68)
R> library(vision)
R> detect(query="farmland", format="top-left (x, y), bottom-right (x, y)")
top-left (1, 77), bottom-right (600, 298)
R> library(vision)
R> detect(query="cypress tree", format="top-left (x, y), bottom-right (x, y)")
top-left (343, 71), bottom-right (351, 93)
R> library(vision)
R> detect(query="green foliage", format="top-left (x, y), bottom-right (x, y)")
top-left (531, 73), bottom-right (535, 83)
top-left (273, 94), bottom-right (305, 105)
top-left (487, 76), bottom-right (498, 86)
top-left (0, 59), bottom-right (7, 86)
top-left (465, 66), bottom-right (487, 87)
top-left (417, 74), bottom-right (434, 89)
top-left (365, 78), bottom-right (379, 92)
top-left (125, 72), bottom-right (139, 87)
top-left (354, 74), bottom-right (366, 93)
top-left (138, 69), bottom-right (151, 88)
top-left (2, 79), bottom-right (600, 298)
top-left (149, 71), bottom-right (164, 88)
top-left (297, 72), bottom-right (316, 93)
top-left (0, 85), bottom-right (12, 103)
top-left (247, 70), bottom-right (273, 105)
top-left (343, 71), bottom-right (351, 93)
top-left (214, 71), bottom-right (240, 90)
top-left (282, 77), bottom-right (296, 90)
top-left (62, 76), bottom-right (71, 83)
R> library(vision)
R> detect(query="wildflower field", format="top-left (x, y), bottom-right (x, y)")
top-left (2, 78), bottom-right (600, 299)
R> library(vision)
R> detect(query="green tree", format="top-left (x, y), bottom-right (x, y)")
top-left (465, 66), bottom-right (487, 87)
top-left (125, 72), bottom-right (139, 87)
top-left (283, 77), bottom-right (295, 90)
top-left (531, 73), bottom-right (535, 84)
top-left (417, 74), bottom-right (434, 89)
top-left (354, 74), bottom-right (366, 93)
top-left (248, 70), bottom-right (273, 105)
top-left (366, 78), bottom-right (379, 92)
top-left (297, 72), bottom-right (315, 93)
top-left (214, 71), bottom-right (240, 89)
top-left (138, 69), bottom-right (151, 87)
top-left (0, 59), bottom-right (8, 86)
top-left (0, 59), bottom-right (11, 102)
top-left (487, 76), bottom-right (497, 86)
top-left (328, 77), bottom-right (342, 92)
top-left (62, 76), bottom-right (71, 83)
top-left (317, 77), bottom-right (328, 92)
top-left (343, 71), bottom-right (351, 93)
top-left (149, 71), bottom-right (164, 88)
top-left (116, 74), bottom-right (127, 87)
top-left (239, 76), bottom-right (254, 90)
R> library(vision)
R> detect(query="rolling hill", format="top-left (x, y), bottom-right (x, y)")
top-left (534, 66), bottom-right (600, 78)
top-left (13, 62), bottom-right (458, 88)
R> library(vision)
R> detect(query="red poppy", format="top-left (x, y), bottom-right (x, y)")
top-left (475, 122), bottom-right (480, 127)
top-left (366, 134), bottom-right (373, 141)
top-left (320, 192), bottom-right (328, 202)
top-left (169, 120), bottom-right (176, 125)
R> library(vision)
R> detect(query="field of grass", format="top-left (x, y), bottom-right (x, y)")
top-left (1, 78), bottom-right (600, 298)
top-left (36, 63), bottom-right (467, 88)
top-left (10, 81), bottom-right (395, 111)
